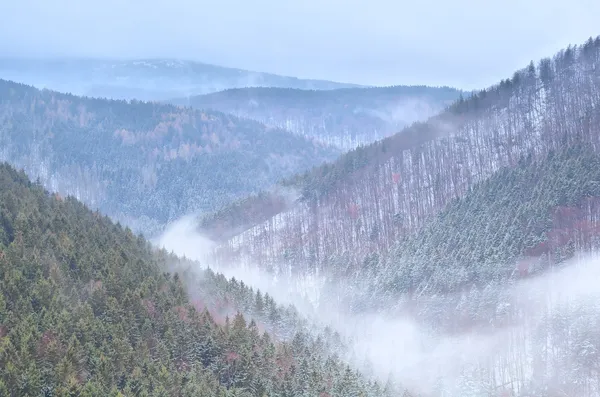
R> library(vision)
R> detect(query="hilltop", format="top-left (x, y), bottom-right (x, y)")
top-left (172, 85), bottom-right (462, 149)
top-left (0, 79), bottom-right (339, 235)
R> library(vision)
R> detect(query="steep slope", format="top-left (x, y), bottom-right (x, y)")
top-left (0, 58), bottom-right (362, 102)
top-left (203, 37), bottom-right (600, 281)
top-left (348, 145), bottom-right (600, 397)
top-left (0, 79), bottom-right (340, 235)
top-left (193, 38), bottom-right (600, 396)
top-left (0, 163), bottom-right (398, 396)
top-left (172, 86), bottom-right (462, 149)
top-left (363, 144), bottom-right (600, 300)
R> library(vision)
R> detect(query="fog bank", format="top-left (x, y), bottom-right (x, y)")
top-left (155, 215), bottom-right (600, 396)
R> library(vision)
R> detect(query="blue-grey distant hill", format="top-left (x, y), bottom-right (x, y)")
top-left (172, 85), bottom-right (463, 149)
top-left (0, 57), bottom-right (363, 101)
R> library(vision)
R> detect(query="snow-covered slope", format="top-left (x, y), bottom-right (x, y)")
top-left (203, 39), bottom-right (600, 288)
top-left (184, 37), bottom-right (600, 396)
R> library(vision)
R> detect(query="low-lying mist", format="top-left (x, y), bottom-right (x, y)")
top-left (153, 214), bottom-right (322, 312)
top-left (154, 215), bottom-right (600, 396)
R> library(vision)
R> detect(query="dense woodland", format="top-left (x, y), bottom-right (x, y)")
top-left (194, 36), bottom-right (600, 396)
top-left (207, 36), bottom-right (600, 287)
top-left (0, 163), bottom-right (407, 397)
top-left (175, 86), bottom-right (461, 149)
top-left (0, 79), bottom-right (339, 235)
top-left (372, 145), bottom-right (600, 296)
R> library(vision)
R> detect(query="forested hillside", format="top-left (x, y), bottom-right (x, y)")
top-left (0, 58), bottom-right (361, 101)
top-left (371, 145), bottom-right (600, 297)
top-left (194, 37), bottom-right (600, 396)
top-left (340, 145), bottom-right (600, 396)
top-left (173, 86), bottom-right (461, 149)
top-left (0, 79), bottom-right (339, 235)
top-left (0, 163), bottom-right (402, 396)
top-left (205, 36), bottom-right (600, 285)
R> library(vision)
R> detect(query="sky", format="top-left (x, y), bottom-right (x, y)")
top-left (1, 0), bottom-right (599, 90)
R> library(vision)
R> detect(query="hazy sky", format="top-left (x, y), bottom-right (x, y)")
top-left (1, 0), bottom-right (599, 89)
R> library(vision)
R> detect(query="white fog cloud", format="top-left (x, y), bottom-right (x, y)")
top-left (154, 214), bottom-right (600, 395)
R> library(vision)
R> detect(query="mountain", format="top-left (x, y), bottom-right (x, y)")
top-left (171, 86), bottom-right (462, 149)
top-left (0, 162), bottom-right (403, 396)
top-left (201, 37), bottom-right (600, 286)
top-left (3, 33), bottom-right (600, 397)
top-left (193, 36), bottom-right (600, 396)
top-left (0, 79), bottom-right (340, 235)
top-left (0, 58), bottom-right (362, 102)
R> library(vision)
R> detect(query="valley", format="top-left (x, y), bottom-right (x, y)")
top-left (186, 36), bottom-right (600, 395)
top-left (1, 11), bottom-right (600, 396)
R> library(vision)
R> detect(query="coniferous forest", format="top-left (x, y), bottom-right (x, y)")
top-left (0, 164), bottom-right (398, 396)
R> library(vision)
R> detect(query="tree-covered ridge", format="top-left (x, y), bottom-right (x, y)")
top-left (205, 36), bottom-right (600, 283)
top-left (0, 79), bottom-right (340, 235)
top-left (175, 85), bottom-right (462, 150)
top-left (0, 163), bottom-right (401, 397)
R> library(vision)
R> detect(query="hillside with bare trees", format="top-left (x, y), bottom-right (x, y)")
top-left (204, 37), bottom-right (600, 286)
top-left (191, 36), bottom-right (600, 396)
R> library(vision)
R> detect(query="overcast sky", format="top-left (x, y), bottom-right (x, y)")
top-left (1, 0), bottom-right (599, 90)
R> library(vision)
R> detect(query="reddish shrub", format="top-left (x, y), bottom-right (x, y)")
top-left (141, 299), bottom-right (157, 318)
top-left (225, 351), bottom-right (240, 362)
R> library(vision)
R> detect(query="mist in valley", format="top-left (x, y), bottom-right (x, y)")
top-left (155, 215), bottom-right (600, 396)
top-left (3, 2), bottom-right (600, 396)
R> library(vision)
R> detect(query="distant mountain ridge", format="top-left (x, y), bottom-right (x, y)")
top-left (0, 57), bottom-right (363, 101)
top-left (172, 85), bottom-right (462, 149)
